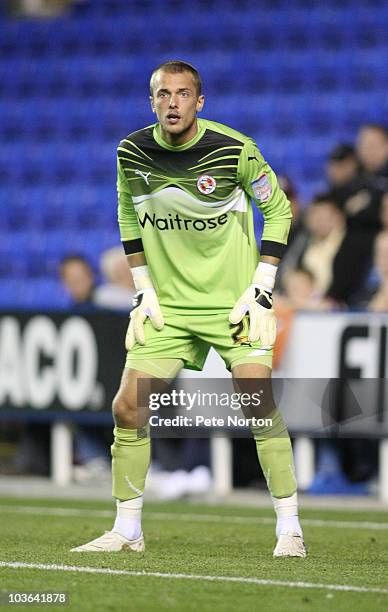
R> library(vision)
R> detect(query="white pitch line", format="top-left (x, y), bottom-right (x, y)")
top-left (0, 504), bottom-right (388, 531)
top-left (146, 512), bottom-right (388, 531)
top-left (0, 561), bottom-right (387, 595)
top-left (0, 505), bottom-right (113, 518)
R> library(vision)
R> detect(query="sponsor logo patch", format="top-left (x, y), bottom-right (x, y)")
top-left (251, 174), bottom-right (272, 202)
top-left (197, 175), bottom-right (216, 195)
top-left (137, 211), bottom-right (228, 231)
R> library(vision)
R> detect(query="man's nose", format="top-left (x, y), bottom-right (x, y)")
top-left (169, 94), bottom-right (178, 107)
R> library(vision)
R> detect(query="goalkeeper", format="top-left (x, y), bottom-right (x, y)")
top-left (71, 60), bottom-right (306, 557)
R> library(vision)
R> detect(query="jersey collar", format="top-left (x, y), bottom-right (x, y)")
top-left (153, 118), bottom-right (206, 151)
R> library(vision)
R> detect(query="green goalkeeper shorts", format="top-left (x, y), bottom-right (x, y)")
top-left (126, 310), bottom-right (273, 375)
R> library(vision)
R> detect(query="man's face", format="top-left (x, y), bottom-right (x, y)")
top-left (327, 157), bottom-right (358, 186)
top-left (61, 261), bottom-right (94, 303)
top-left (357, 128), bottom-right (388, 173)
top-left (285, 271), bottom-right (315, 306)
top-left (111, 254), bottom-right (135, 289)
top-left (306, 202), bottom-right (343, 240)
top-left (150, 70), bottom-right (204, 142)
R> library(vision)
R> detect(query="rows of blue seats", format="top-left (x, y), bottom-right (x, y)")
top-left (0, 229), bottom-right (119, 279)
top-left (1, 0), bottom-right (388, 307)
top-left (0, 54), bottom-right (385, 78)
top-left (0, 279), bottom-right (70, 309)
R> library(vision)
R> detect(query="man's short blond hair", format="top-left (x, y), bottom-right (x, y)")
top-left (150, 60), bottom-right (202, 96)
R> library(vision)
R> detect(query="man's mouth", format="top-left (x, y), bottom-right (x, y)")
top-left (166, 113), bottom-right (181, 125)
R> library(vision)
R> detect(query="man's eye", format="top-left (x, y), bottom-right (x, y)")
top-left (180, 92), bottom-right (189, 97)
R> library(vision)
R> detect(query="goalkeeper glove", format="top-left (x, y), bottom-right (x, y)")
top-left (229, 262), bottom-right (277, 347)
top-left (126, 265), bottom-right (164, 350)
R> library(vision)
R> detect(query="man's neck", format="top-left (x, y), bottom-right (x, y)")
top-left (159, 119), bottom-right (198, 147)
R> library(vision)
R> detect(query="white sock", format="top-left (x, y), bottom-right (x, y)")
top-left (112, 497), bottom-right (143, 540)
top-left (271, 492), bottom-right (303, 537)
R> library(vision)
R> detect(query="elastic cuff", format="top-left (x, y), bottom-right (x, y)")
top-left (132, 265), bottom-right (154, 291)
top-left (260, 240), bottom-right (286, 259)
top-left (122, 238), bottom-right (144, 255)
top-left (252, 261), bottom-right (277, 291)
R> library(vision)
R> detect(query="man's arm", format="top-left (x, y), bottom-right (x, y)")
top-left (117, 156), bottom-right (164, 347)
top-left (117, 156), bottom-right (145, 252)
top-left (237, 138), bottom-right (292, 260)
top-left (229, 141), bottom-right (291, 346)
top-left (128, 253), bottom-right (147, 268)
top-left (260, 255), bottom-right (280, 266)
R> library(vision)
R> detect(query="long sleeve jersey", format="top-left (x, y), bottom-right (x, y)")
top-left (117, 118), bottom-right (292, 314)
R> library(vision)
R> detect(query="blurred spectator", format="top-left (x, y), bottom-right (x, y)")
top-left (326, 144), bottom-right (360, 188)
top-left (276, 267), bottom-right (323, 311)
top-left (356, 124), bottom-right (388, 179)
top-left (60, 254), bottom-right (96, 311)
top-left (273, 267), bottom-right (331, 369)
top-left (94, 247), bottom-right (136, 311)
top-left (278, 194), bottom-right (345, 299)
top-left (368, 231), bottom-right (388, 312)
top-left (273, 268), bottom-right (324, 370)
top-left (302, 195), bottom-right (345, 294)
top-left (7, 0), bottom-right (75, 17)
top-left (59, 254), bottom-right (110, 480)
top-left (380, 191), bottom-right (388, 229)
top-left (324, 132), bottom-right (386, 306)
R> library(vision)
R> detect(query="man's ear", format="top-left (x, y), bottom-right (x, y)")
top-left (149, 96), bottom-right (155, 113)
top-left (196, 95), bottom-right (205, 113)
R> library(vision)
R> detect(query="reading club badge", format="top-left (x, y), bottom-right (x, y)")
top-left (197, 175), bottom-right (216, 195)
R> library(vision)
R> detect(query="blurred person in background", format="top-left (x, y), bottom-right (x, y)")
top-left (344, 194), bottom-right (388, 307)
top-left (273, 267), bottom-right (326, 371)
top-left (60, 254), bottom-right (96, 311)
top-left (325, 132), bottom-right (385, 306)
top-left (11, 253), bottom-right (106, 478)
top-left (326, 144), bottom-right (360, 189)
top-left (356, 124), bottom-right (388, 180)
top-left (381, 191), bottom-right (388, 229)
top-left (94, 246), bottom-right (136, 311)
top-left (277, 194), bottom-right (345, 302)
top-left (59, 254), bottom-right (111, 481)
top-left (6, 0), bottom-right (75, 17)
top-left (368, 230), bottom-right (388, 312)
top-left (302, 195), bottom-right (345, 295)
top-left (275, 267), bottom-right (323, 312)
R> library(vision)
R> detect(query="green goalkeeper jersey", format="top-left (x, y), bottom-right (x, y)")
top-left (117, 118), bottom-right (291, 314)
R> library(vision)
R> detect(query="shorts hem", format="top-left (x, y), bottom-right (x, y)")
top-left (125, 355), bottom-right (204, 378)
top-left (228, 355), bottom-right (273, 371)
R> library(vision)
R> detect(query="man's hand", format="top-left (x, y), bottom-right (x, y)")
top-left (229, 285), bottom-right (276, 347)
top-left (126, 288), bottom-right (164, 350)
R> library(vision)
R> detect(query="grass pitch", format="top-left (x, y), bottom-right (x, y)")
top-left (0, 496), bottom-right (387, 611)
